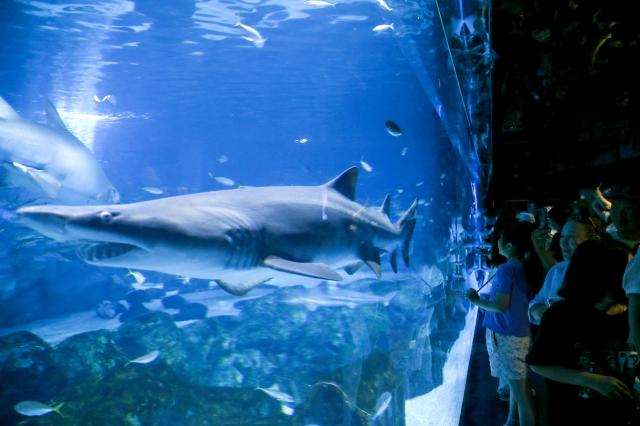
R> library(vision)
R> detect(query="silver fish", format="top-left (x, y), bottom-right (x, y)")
top-left (371, 392), bottom-right (392, 419)
top-left (127, 270), bottom-right (146, 285)
top-left (235, 22), bottom-right (266, 48)
top-left (93, 94), bottom-right (117, 105)
top-left (373, 23), bottom-right (394, 32)
top-left (127, 350), bottom-right (160, 365)
top-left (141, 186), bottom-right (163, 195)
top-left (384, 120), bottom-right (403, 136)
top-left (209, 174), bottom-right (235, 187)
top-left (305, 0), bottom-right (336, 7)
top-left (360, 159), bottom-right (373, 172)
top-left (257, 385), bottom-right (295, 403)
top-left (377, 0), bottom-right (393, 11)
top-left (14, 401), bottom-right (64, 417)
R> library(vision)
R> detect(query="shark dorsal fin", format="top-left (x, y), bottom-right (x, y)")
top-left (324, 167), bottom-right (358, 201)
top-left (0, 96), bottom-right (21, 120)
top-left (45, 101), bottom-right (70, 133)
top-left (380, 194), bottom-right (391, 218)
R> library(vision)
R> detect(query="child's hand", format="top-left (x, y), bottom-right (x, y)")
top-left (465, 289), bottom-right (480, 302)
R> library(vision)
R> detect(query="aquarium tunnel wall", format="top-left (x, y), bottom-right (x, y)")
top-left (0, 0), bottom-right (492, 424)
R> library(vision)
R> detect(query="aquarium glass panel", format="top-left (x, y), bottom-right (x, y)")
top-left (0, 0), bottom-right (490, 424)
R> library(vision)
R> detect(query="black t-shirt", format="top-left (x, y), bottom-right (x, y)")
top-left (527, 300), bottom-right (637, 425)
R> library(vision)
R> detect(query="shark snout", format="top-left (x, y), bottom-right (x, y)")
top-left (16, 205), bottom-right (73, 241)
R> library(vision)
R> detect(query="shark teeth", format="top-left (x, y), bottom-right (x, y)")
top-left (78, 243), bottom-right (137, 262)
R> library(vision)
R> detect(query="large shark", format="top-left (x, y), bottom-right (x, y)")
top-left (0, 96), bottom-right (119, 204)
top-left (16, 167), bottom-right (416, 295)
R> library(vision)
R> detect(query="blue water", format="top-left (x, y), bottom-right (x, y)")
top-left (0, 0), bottom-right (487, 424)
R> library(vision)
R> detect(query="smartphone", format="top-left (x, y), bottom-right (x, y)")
top-left (537, 207), bottom-right (548, 229)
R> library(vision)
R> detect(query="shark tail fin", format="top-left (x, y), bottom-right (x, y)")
top-left (396, 199), bottom-right (417, 267)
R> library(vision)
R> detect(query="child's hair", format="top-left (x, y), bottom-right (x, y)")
top-left (495, 216), bottom-right (535, 257)
top-left (493, 216), bottom-right (542, 294)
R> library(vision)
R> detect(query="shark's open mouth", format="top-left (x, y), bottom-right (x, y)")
top-left (78, 242), bottom-right (139, 262)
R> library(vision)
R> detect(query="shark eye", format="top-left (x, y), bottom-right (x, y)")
top-left (98, 211), bottom-right (113, 222)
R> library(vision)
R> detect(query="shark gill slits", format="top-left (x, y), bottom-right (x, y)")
top-left (224, 228), bottom-right (258, 269)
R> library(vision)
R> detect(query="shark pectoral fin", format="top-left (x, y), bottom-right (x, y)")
top-left (11, 162), bottom-right (61, 198)
top-left (264, 256), bottom-right (343, 281)
top-left (365, 260), bottom-right (381, 278)
top-left (215, 278), bottom-right (271, 296)
top-left (344, 261), bottom-right (364, 275)
top-left (360, 243), bottom-right (382, 278)
top-left (45, 101), bottom-right (71, 133)
top-left (0, 96), bottom-right (21, 120)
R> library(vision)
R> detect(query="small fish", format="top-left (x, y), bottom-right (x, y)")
top-left (384, 120), bottom-right (403, 136)
top-left (14, 401), bottom-right (64, 417)
top-left (127, 270), bottom-right (146, 285)
top-left (305, 0), bottom-right (336, 7)
top-left (592, 32), bottom-right (612, 65)
top-left (377, 0), bottom-right (393, 11)
top-left (397, 188), bottom-right (403, 193)
top-left (127, 350), bottom-right (160, 365)
top-left (210, 175), bottom-right (235, 187)
top-left (400, 147), bottom-right (408, 156)
top-left (280, 405), bottom-right (295, 415)
top-left (295, 138), bottom-right (309, 144)
top-left (141, 186), bottom-right (163, 195)
top-left (93, 94), bottom-right (117, 105)
top-left (257, 384), bottom-right (295, 403)
top-left (373, 23), bottom-right (394, 32)
top-left (360, 159), bottom-right (373, 172)
top-left (179, 276), bottom-right (191, 284)
top-left (440, 173), bottom-right (446, 179)
top-left (235, 22), bottom-right (266, 48)
top-left (217, 155), bottom-right (229, 163)
top-left (416, 181), bottom-right (424, 187)
top-left (371, 392), bottom-right (392, 420)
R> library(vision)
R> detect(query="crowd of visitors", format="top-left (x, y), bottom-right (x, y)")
top-left (465, 184), bottom-right (640, 425)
